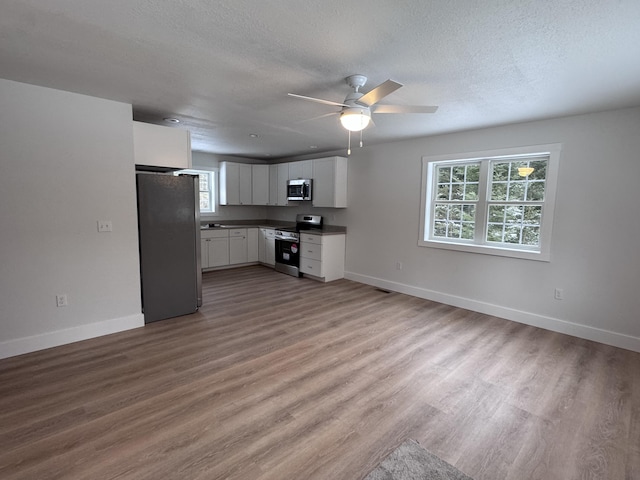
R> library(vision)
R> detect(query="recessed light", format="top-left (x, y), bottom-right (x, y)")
top-left (163, 117), bottom-right (180, 124)
top-left (249, 134), bottom-right (259, 138)
top-left (309, 145), bottom-right (318, 149)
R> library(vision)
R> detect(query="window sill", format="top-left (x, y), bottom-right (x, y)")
top-left (419, 238), bottom-right (550, 262)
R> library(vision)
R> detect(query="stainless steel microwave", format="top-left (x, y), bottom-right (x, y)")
top-left (287, 179), bottom-right (312, 201)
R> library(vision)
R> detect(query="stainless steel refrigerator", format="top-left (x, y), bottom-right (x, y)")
top-left (136, 173), bottom-right (202, 323)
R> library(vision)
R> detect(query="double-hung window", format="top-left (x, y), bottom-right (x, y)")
top-left (175, 169), bottom-right (217, 214)
top-left (419, 144), bottom-right (560, 261)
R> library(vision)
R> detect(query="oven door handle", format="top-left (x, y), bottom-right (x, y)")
top-left (275, 235), bottom-right (297, 241)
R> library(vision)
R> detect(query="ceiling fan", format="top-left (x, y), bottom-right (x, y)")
top-left (288, 74), bottom-right (438, 132)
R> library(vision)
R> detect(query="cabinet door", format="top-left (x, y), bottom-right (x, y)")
top-left (265, 235), bottom-right (275, 266)
top-left (312, 156), bottom-right (348, 208)
top-left (239, 164), bottom-right (252, 205)
top-left (258, 229), bottom-right (267, 263)
top-left (277, 163), bottom-right (289, 206)
top-left (229, 235), bottom-right (248, 264)
top-left (247, 228), bottom-right (259, 262)
top-left (220, 162), bottom-right (239, 205)
top-left (133, 121), bottom-right (192, 170)
top-left (268, 164), bottom-right (279, 205)
top-left (252, 165), bottom-right (269, 205)
top-left (210, 237), bottom-right (230, 266)
top-left (289, 160), bottom-right (313, 179)
top-left (201, 238), bottom-right (210, 268)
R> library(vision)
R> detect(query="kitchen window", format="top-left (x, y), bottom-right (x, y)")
top-left (419, 144), bottom-right (561, 261)
top-left (176, 169), bottom-right (218, 214)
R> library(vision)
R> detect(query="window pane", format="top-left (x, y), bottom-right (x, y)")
top-left (529, 160), bottom-right (547, 180)
top-left (451, 184), bottom-right (464, 200)
top-left (199, 173), bottom-right (209, 191)
top-left (492, 163), bottom-right (510, 181)
top-left (504, 225), bottom-right (522, 244)
top-left (526, 181), bottom-right (545, 201)
top-left (437, 166), bottom-right (451, 183)
top-left (523, 205), bottom-right (542, 223)
top-left (464, 183), bottom-right (478, 200)
top-left (491, 182), bottom-right (508, 201)
top-left (434, 221), bottom-right (447, 237)
top-left (437, 184), bottom-right (450, 200)
top-left (452, 166), bottom-right (466, 182)
top-left (522, 226), bottom-right (540, 246)
top-left (199, 192), bottom-right (210, 210)
top-left (488, 205), bottom-right (504, 223)
top-left (466, 165), bottom-right (480, 182)
top-left (504, 205), bottom-right (523, 224)
top-left (507, 182), bottom-right (525, 201)
top-left (487, 224), bottom-right (504, 242)
top-left (449, 205), bottom-right (462, 221)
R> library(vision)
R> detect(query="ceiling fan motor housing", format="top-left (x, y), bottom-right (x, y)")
top-left (346, 74), bottom-right (367, 91)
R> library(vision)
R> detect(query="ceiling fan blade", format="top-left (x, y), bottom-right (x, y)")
top-left (372, 104), bottom-right (439, 114)
top-left (287, 93), bottom-right (347, 107)
top-left (355, 79), bottom-right (403, 107)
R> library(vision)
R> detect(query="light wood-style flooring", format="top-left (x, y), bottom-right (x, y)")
top-left (1, 266), bottom-right (639, 479)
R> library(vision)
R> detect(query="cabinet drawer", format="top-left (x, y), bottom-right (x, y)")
top-left (301, 242), bottom-right (322, 261)
top-left (300, 258), bottom-right (323, 277)
top-left (201, 229), bottom-right (229, 238)
top-left (300, 233), bottom-right (322, 244)
top-left (261, 228), bottom-right (275, 239)
top-left (229, 228), bottom-right (247, 237)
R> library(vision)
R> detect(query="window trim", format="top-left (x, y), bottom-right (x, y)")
top-left (419, 144), bottom-right (561, 261)
top-left (177, 168), bottom-right (219, 216)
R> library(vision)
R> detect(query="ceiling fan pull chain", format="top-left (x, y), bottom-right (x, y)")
top-left (347, 130), bottom-right (352, 156)
top-left (360, 129), bottom-right (363, 148)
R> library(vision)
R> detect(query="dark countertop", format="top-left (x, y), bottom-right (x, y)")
top-left (200, 219), bottom-right (346, 235)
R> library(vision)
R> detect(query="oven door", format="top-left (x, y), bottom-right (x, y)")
top-left (274, 237), bottom-right (300, 277)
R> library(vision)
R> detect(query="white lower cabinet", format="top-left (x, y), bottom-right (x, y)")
top-left (201, 229), bottom-right (230, 268)
top-left (299, 233), bottom-right (345, 282)
top-left (202, 228), bottom-right (259, 269)
top-left (229, 229), bottom-right (248, 264)
top-left (258, 228), bottom-right (276, 266)
top-left (247, 228), bottom-right (259, 262)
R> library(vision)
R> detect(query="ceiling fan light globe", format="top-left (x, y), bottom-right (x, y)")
top-left (340, 108), bottom-right (371, 132)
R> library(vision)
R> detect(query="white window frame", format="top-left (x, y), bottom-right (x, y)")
top-left (419, 144), bottom-right (561, 261)
top-left (176, 168), bottom-right (219, 216)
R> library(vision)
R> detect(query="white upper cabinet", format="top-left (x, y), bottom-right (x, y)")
top-left (133, 121), bottom-right (192, 170)
top-left (252, 164), bottom-right (269, 205)
top-left (312, 156), bottom-right (348, 208)
top-left (276, 163), bottom-right (290, 206)
top-left (288, 159), bottom-right (313, 179)
top-left (220, 162), bottom-right (252, 205)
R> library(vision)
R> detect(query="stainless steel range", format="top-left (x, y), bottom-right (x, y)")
top-left (274, 214), bottom-right (322, 277)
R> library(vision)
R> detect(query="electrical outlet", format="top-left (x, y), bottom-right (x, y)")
top-left (56, 294), bottom-right (68, 307)
top-left (97, 220), bottom-right (112, 232)
top-left (554, 288), bottom-right (563, 300)
top-left (396, 261), bottom-right (403, 271)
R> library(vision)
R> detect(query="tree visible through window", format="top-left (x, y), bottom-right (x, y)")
top-left (420, 145), bottom-right (560, 261)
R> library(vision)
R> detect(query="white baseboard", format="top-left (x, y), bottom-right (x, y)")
top-left (344, 271), bottom-right (640, 353)
top-left (0, 314), bottom-right (145, 360)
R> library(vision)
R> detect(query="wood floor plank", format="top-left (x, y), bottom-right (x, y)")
top-left (1, 265), bottom-right (639, 480)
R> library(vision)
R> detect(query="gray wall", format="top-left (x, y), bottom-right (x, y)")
top-left (0, 79), bottom-right (144, 358)
top-left (341, 107), bottom-right (640, 351)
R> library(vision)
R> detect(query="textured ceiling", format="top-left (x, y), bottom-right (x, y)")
top-left (2, 0), bottom-right (640, 159)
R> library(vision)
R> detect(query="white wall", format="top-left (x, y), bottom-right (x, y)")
top-left (0, 79), bottom-right (144, 359)
top-left (342, 107), bottom-right (640, 351)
